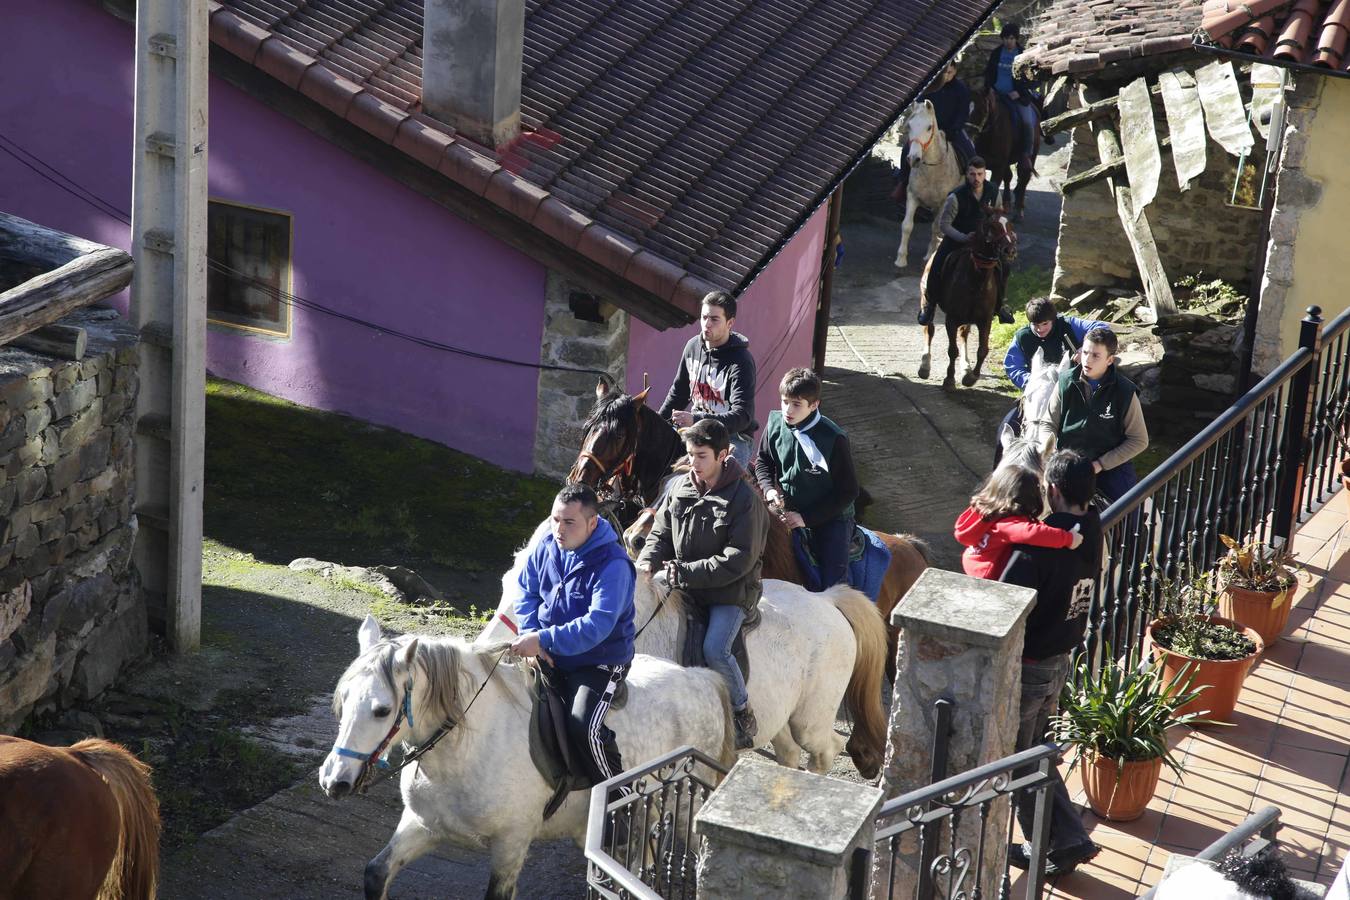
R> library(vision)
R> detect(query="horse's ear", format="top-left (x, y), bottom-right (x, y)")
top-left (595, 377), bottom-right (610, 400)
top-left (999, 423), bottom-right (1016, 453)
top-left (633, 386), bottom-right (651, 406)
top-left (399, 638), bottom-right (419, 671)
top-left (358, 614), bottom-right (382, 653)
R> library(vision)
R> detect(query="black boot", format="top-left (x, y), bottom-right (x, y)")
top-left (997, 304), bottom-right (1015, 325)
top-left (917, 303), bottom-right (935, 326)
top-left (733, 706), bottom-right (758, 750)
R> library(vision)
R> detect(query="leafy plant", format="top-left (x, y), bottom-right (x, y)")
top-left (1217, 534), bottom-right (1299, 605)
top-left (1151, 563), bottom-right (1257, 661)
top-left (1053, 648), bottom-right (1210, 775)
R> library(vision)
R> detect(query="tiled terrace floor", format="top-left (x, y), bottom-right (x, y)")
top-left (1024, 500), bottom-right (1350, 898)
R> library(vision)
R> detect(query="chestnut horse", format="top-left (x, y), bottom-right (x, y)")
top-left (570, 382), bottom-right (930, 683)
top-left (972, 89), bottom-right (1040, 221)
top-left (0, 735), bottom-right (160, 900)
top-left (917, 207), bottom-right (1017, 391)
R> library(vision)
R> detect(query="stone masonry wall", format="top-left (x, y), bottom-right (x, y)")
top-left (0, 308), bottom-right (144, 731)
top-left (532, 271), bottom-right (629, 479)
top-left (1053, 75), bottom-right (1264, 301)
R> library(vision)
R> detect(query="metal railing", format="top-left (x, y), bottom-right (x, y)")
top-left (1138, 805), bottom-right (1282, 898)
top-left (1085, 305), bottom-right (1350, 675)
top-left (867, 743), bottom-right (1061, 900)
top-left (584, 745), bottom-right (729, 900)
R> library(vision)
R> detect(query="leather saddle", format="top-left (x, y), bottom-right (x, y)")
top-left (527, 660), bottom-right (628, 820)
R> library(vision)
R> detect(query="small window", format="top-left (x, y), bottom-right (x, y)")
top-left (207, 199), bottom-right (293, 337)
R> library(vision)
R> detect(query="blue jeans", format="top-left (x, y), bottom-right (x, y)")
top-left (999, 94), bottom-right (1037, 157)
top-left (1015, 654), bottom-right (1092, 853)
top-left (704, 605), bottom-right (748, 710)
top-left (810, 515), bottom-right (854, 590)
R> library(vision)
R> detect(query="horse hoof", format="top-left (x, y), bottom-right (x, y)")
top-left (917, 358), bottom-right (931, 380)
top-left (961, 371), bottom-right (979, 387)
top-left (942, 377), bottom-right (956, 391)
top-left (1013, 210), bottom-right (1025, 224)
top-left (894, 256), bottom-right (907, 270)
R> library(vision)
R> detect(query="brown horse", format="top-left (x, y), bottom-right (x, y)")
top-left (0, 735), bottom-right (160, 900)
top-left (573, 383), bottom-right (931, 683)
top-left (917, 207), bottom-right (1017, 390)
top-left (972, 89), bottom-right (1040, 221)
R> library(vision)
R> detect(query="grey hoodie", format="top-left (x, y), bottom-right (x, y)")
top-left (657, 332), bottom-right (757, 436)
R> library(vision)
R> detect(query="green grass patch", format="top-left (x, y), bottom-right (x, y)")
top-left (205, 378), bottom-right (557, 580)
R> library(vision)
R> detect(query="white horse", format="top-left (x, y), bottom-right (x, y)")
top-left (998, 347), bottom-right (1073, 474)
top-left (893, 99), bottom-right (963, 270)
top-left (482, 525), bottom-right (890, 779)
top-left (320, 615), bottom-right (735, 900)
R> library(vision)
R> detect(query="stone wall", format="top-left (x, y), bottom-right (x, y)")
top-left (1052, 75), bottom-right (1264, 301)
top-left (0, 308), bottom-right (144, 731)
top-left (532, 271), bottom-right (630, 479)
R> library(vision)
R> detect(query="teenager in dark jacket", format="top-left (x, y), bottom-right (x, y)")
top-left (513, 483), bottom-right (636, 787)
top-left (999, 450), bottom-right (1101, 877)
top-left (917, 157), bottom-right (1014, 326)
top-left (658, 291), bottom-right (758, 468)
top-left (893, 62), bottom-right (976, 208)
top-left (984, 23), bottom-right (1041, 164)
top-left (1044, 327), bottom-right (1149, 504)
top-left (638, 418), bottom-right (769, 749)
top-left (754, 367), bottom-right (859, 590)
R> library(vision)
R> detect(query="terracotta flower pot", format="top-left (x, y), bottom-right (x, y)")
top-left (1219, 584), bottom-right (1293, 648)
top-left (1149, 615), bottom-right (1263, 722)
top-left (1082, 753), bottom-right (1163, 822)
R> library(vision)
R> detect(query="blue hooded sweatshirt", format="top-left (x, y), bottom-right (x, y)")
top-left (515, 517), bottom-right (636, 670)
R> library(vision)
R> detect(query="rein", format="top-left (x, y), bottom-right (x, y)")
top-left (908, 127), bottom-right (948, 167)
top-left (342, 647), bottom-right (509, 794)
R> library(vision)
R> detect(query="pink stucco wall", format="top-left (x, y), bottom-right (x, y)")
top-left (626, 204), bottom-right (829, 452)
top-left (1, 1), bottom-right (547, 471)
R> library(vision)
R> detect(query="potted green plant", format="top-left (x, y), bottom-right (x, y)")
top-left (1147, 565), bottom-right (1262, 722)
top-left (1053, 649), bottom-right (1208, 821)
top-left (1216, 534), bottom-right (1300, 647)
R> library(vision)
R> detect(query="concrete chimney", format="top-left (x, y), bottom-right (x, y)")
top-left (422, 0), bottom-right (524, 148)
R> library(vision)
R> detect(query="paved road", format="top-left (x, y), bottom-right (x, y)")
top-left (828, 146), bottom-right (1067, 569)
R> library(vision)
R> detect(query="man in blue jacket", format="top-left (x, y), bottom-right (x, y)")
top-left (512, 482), bottom-right (636, 787)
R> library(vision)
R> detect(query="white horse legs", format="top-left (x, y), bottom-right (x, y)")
top-left (894, 193), bottom-right (918, 269)
top-left (483, 834), bottom-right (534, 900)
top-left (365, 812), bottom-right (442, 900)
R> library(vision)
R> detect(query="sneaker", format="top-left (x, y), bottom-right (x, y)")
top-left (1044, 133), bottom-right (1057, 146)
top-left (997, 304), bottom-right (1015, 325)
top-left (1046, 840), bottom-right (1100, 876)
top-left (1007, 842), bottom-right (1031, 871)
top-left (917, 304), bottom-right (935, 326)
top-left (733, 706), bottom-right (758, 750)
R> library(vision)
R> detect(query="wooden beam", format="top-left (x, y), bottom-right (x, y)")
top-left (0, 211), bottom-right (111, 270)
top-left (0, 247), bottom-right (133, 345)
top-left (11, 324), bottom-right (88, 360)
top-left (1062, 135), bottom-right (1172, 195)
top-left (1043, 84), bottom-right (1163, 137)
top-left (1086, 87), bottom-right (1178, 319)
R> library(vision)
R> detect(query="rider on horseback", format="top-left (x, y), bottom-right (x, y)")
top-left (917, 157), bottom-right (1015, 327)
top-left (754, 367), bottom-right (860, 590)
top-left (511, 483), bottom-right (636, 789)
top-left (637, 418), bottom-right (769, 750)
top-left (657, 291), bottom-right (758, 468)
top-left (892, 62), bottom-right (976, 210)
top-left (984, 23), bottom-right (1048, 169)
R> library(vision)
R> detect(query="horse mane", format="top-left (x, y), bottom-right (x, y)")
top-left (583, 389), bottom-right (640, 436)
top-left (333, 637), bottom-right (469, 729)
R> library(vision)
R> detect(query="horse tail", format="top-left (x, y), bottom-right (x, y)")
top-left (829, 588), bottom-right (889, 781)
top-left (894, 532), bottom-right (931, 565)
top-left (71, 739), bottom-right (160, 900)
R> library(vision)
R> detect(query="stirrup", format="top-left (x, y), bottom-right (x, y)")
top-left (917, 305), bottom-right (935, 326)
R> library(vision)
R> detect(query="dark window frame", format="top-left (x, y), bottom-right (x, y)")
top-left (207, 198), bottom-right (294, 338)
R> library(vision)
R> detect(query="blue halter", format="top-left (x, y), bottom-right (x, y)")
top-left (335, 676), bottom-right (415, 771)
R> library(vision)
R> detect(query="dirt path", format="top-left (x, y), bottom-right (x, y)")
top-left (829, 147), bottom-right (1068, 569)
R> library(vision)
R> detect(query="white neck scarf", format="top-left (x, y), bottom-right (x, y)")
top-left (789, 411), bottom-right (828, 471)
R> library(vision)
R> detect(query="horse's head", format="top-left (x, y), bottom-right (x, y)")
top-left (1000, 347), bottom-right (1071, 473)
top-left (320, 616), bottom-right (467, 799)
top-left (906, 100), bottom-right (938, 166)
top-left (569, 378), bottom-right (650, 489)
top-left (978, 207), bottom-right (1018, 261)
top-left (623, 507), bottom-right (659, 558)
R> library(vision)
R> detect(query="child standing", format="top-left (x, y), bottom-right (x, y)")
top-left (754, 367), bottom-right (859, 589)
top-left (955, 466), bottom-right (1083, 579)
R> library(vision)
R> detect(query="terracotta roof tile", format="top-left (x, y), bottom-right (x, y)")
top-left (215, 0), bottom-right (1000, 318)
top-left (211, 9), bottom-right (270, 65)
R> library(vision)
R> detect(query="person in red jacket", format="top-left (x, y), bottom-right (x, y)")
top-left (954, 466), bottom-right (1082, 578)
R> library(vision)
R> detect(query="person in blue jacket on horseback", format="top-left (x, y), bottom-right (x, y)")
top-left (512, 482), bottom-right (636, 788)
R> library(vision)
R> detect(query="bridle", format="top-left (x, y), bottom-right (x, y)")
top-left (907, 122), bottom-right (946, 166)
top-left (335, 647), bottom-right (507, 794)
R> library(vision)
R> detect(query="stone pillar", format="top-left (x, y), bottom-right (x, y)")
top-left (422, 0), bottom-right (524, 147)
top-left (875, 568), bottom-right (1036, 897)
top-left (695, 757), bottom-right (883, 900)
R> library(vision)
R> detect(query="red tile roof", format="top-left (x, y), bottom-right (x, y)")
top-left (1022, 0), bottom-right (1350, 77)
top-left (208, 0), bottom-right (998, 322)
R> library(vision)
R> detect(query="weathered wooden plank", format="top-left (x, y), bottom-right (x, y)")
top-left (1118, 77), bottom-right (1162, 215)
top-left (1084, 86), bottom-right (1179, 319)
top-left (1062, 136), bottom-right (1171, 195)
top-left (1041, 84), bottom-right (1162, 137)
top-left (0, 247), bottom-right (133, 346)
top-left (1196, 60), bottom-right (1255, 157)
top-left (10, 324), bottom-right (88, 360)
top-left (1159, 69), bottom-right (1208, 191)
top-left (0, 211), bottom-right (109, 270)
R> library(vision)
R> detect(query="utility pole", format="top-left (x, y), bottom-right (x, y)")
top-left (129, 0), bottom-right (208, 652)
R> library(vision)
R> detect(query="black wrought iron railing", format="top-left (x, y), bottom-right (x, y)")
top-left (584, 745), bottom-right (728, 900)
top-left (1084, 306), bottom-right (1350, 675)
top-left (1138, 805), bottom-right (1282, 898)
top-left (865, 743), bottom-right (1061, 900)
